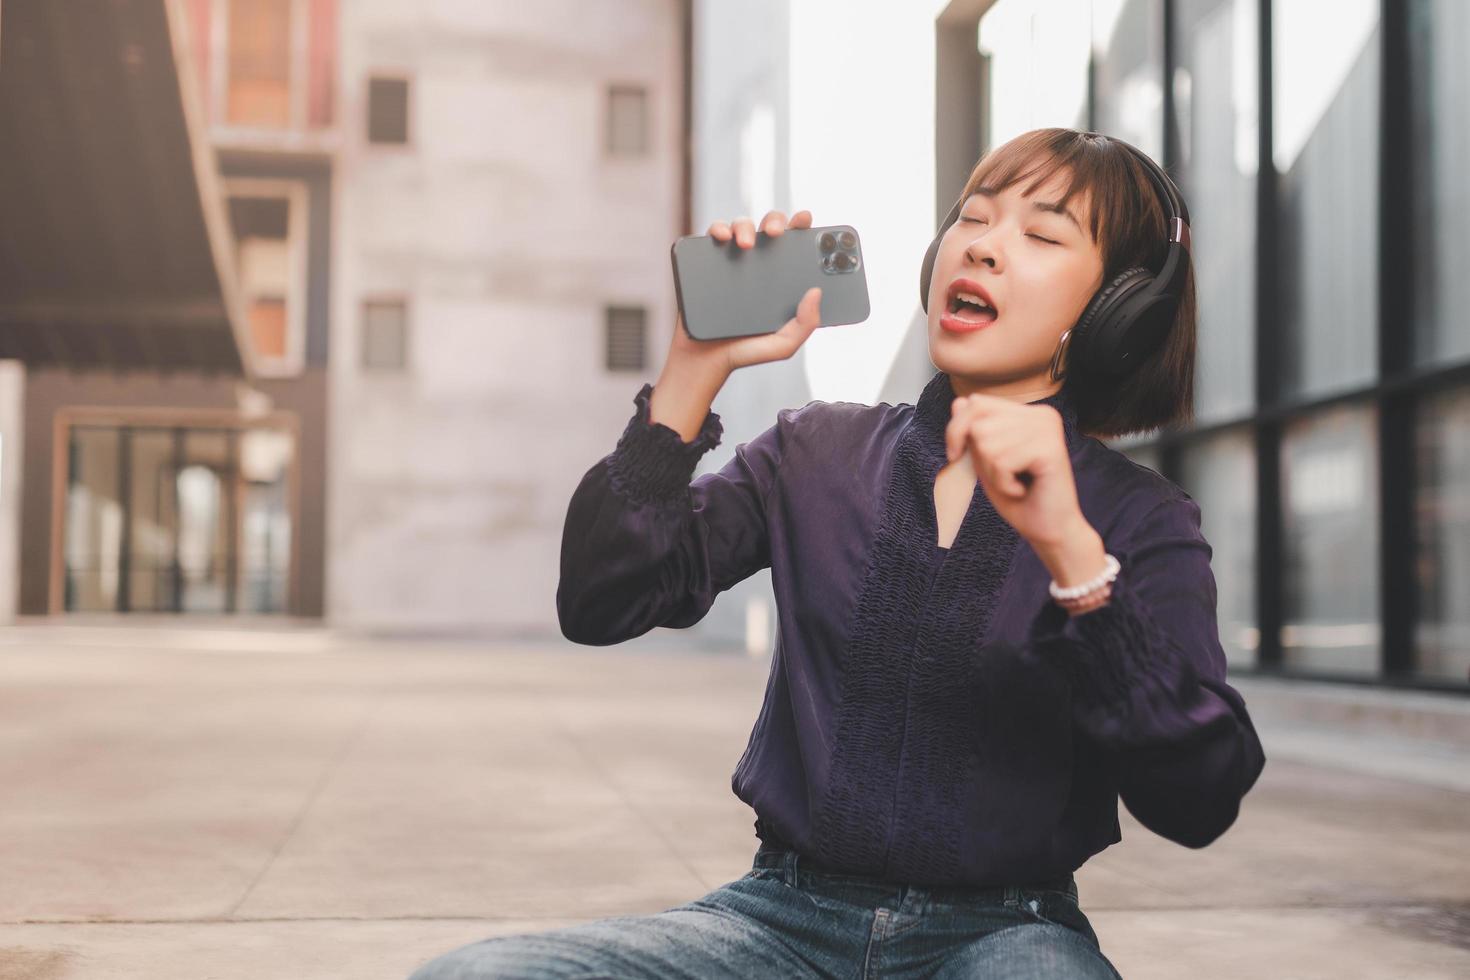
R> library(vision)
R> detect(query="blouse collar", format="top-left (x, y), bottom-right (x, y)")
top-left (911, 369), bottom-right (1085, 466)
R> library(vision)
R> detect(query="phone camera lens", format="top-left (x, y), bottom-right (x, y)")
top-left (819, 232), bottom-right (836, 252)
top-left (834, 252), bottom-right (856, 271)
top-left (838, 230), bottom-right (856, 249)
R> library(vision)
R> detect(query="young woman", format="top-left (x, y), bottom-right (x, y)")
top-left (408, 128), bottom-right (1267, 980)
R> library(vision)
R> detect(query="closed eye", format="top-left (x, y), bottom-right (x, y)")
top-left (957, 216), bottom-right (1058, 245)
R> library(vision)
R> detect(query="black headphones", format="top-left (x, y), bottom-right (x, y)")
top-left (919, 133), bottom-right (1192, 381)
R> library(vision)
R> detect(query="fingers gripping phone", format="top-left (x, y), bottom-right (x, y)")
top-left (671, 225), bottom-right (872, 340)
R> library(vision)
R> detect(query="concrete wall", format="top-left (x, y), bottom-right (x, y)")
top-left (328, 1), bottom-right (689, 634)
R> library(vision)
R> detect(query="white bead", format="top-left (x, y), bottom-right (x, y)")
top-left (1048, 553), bottom-right (1120, 601)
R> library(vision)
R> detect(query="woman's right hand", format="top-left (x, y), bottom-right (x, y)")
top-left (648, 210), bottom-right (822, 444)
top-left (666, 209), bottom-right (824, 378)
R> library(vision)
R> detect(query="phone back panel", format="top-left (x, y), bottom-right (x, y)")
top-left (670, 224), bottom-right (871, 341)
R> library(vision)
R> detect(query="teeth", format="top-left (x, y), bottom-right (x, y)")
top-left (952, 290), bottom-right (995, 313)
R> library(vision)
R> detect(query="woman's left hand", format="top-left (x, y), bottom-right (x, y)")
top-left (945, 393), bottom-right (1089, 553)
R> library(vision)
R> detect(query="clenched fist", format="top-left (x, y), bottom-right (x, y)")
top-left (944, 393), bottom-right (1088, 553)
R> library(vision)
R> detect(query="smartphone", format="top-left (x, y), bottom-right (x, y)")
top-left (670, 224), bottom-right (871, 341)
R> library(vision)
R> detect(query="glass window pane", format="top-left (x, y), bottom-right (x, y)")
top-left (1272, 0), bottom-right (1380, 399)
top-left (178, 431), bottom-right (232, 614)
top-left (363, 300), bottom-right (408, 370)
top-left (605, 306), bottom-right (647, 372)
top-left (227, 0), bottom-right (293, 128)
top-left (1407, 0), bottom-right (1470, 368)
top-left (64, 428), bottom-right (122, 612)
top-left (1280, 402), bottom-right (1380, 675)
top-left (248, 298), bottom-right (288, 359)
top-left (368, 77), bottom-right (410, 144)
top-left (1415, 385), bottom-right (1470, 684)
top-left (1175, 0), bottom-right (1257, 423)
top-left (1179, 429), bottom-right (1258, 667)
top-left (128, 429), bottom-right (177, 613)
top-left (1092, 0), bottom-right (1165, 160)
top-left (978, 0), bottom-right (1092, 145)
top-left (607, 85), bottom-right (648, 156)
top-left (239, 428), bottom-right (294, 613)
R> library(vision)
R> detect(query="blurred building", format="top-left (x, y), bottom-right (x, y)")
top-left (0, 0), bottom-right (320, 619)
top-left (0, 0), bottom-right (693, 636)
top-left (1, 1), bottom-right (1465, 693)
top-left (324, 1), bottom-right (691, 634)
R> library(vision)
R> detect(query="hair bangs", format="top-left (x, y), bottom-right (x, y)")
top-left (959, 129), bottom-right (1166, 279)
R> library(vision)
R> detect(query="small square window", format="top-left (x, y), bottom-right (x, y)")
top-left (605, 306), bottom-right (647, 372)
top-left (367, 76), bottom-right (410, 144)
top-left (363, 300), bottom-right (408, 371)
top-left (247, 297), bottom-right (288, 359)
top-left (607, 85), bottom-right (648, 156)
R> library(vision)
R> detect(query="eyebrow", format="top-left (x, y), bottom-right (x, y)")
top-left (970, 188), bottom-right (1083, 234)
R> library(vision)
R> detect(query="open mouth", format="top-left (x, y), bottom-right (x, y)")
top-left (946, 290), bottom-right (997, 324)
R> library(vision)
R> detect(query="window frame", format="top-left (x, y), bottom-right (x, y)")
top-left (603, 304), bottom-right (649, 373)
top-left (208, 0), bottom-right (315, 139)
top-left (365, 72), bottom-right (414, 149)
top-left (605, 83), bottom-right (651, 158)
top-left (360, 295), bottom-right (411, 373)
top-left (221, 176), bottom-right (310, 378)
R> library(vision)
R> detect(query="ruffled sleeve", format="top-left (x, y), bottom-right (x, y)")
top-left (556, 381), bottom-right (788, 645)
top-left (1026, 493), bottom-right (1268, 848)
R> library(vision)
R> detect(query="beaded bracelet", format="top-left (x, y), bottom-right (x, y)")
top-left (1049, 553), bottom-right (1120, 613)
top-left (1058, 582), bottom-right (1112, 615)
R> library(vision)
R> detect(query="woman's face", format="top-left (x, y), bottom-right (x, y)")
top-left (926, 169), bottom-right (1106, 399)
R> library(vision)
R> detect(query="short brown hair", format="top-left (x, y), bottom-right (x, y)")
top-left (959, 128), bottom-right (1196, 439)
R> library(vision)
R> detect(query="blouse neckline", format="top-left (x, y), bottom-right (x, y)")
top-left (911, 370), bottom-right (1085, 463)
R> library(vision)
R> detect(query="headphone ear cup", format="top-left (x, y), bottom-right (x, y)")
top-left (1068, 266), bottom-right (1151, 373)
top-left (920, 197), bottom-right (964, 313)
top-left (920, 233), bottom-right (943, 313)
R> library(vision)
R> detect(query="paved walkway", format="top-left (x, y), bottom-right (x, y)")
top-left (0, 624), bottom-right (1466, 979)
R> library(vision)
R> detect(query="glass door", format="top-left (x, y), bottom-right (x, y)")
top-left (62, 422), bottom-right (293, 614)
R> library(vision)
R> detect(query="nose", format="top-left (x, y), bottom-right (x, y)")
top-left (962, 228), bottom-right (1000, 269)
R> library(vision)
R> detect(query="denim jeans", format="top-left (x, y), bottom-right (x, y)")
top-left (406, 843), bottom-right (1125, 979)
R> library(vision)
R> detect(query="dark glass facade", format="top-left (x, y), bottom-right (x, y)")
top-left (974, 0), bottom-right (1470, 689)
top-left (1173, 0), bottom-right (1256, 424)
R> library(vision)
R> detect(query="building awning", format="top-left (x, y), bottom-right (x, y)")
top-left (0, 0), bottom-right (252, 375)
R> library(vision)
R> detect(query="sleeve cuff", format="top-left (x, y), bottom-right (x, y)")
top-left (606, 382), bottom-right (725, 507)
top-left (1027, 568), bottom-right (1201, 745)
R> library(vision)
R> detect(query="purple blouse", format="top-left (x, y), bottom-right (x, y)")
top-left (557, 368), bottom-right (1267, 888)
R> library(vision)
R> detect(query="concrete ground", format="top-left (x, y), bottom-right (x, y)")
top-left (1, 622), bottom-right (1467, 980)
